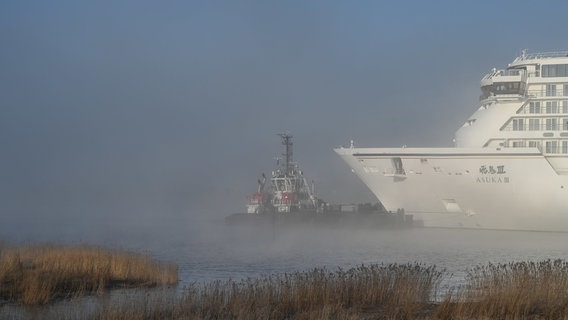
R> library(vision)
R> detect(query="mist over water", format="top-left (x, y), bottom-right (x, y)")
top-left (0, 206), bottom-right (568, 289)
top-left (3, 1), bottom-right (568, 303)
top-left (182, 222), bottom-right (568, 292)
top-left (6, 214), bottom-right (566, 290)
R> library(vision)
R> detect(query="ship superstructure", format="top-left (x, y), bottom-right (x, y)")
top-left (335, 50), bottom-right (568, 231)
top-left (247, 134), bottom-right (319, 214)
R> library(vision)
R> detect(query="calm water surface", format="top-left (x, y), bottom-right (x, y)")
top-left (4, 215), bottom-right (568, 290)
top-left (4, 214), bottom-right (568, 318)
top-left (176, 219), bottom-right (568, 289)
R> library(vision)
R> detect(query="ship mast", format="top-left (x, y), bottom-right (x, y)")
top-left (279, 133), bottom-right (293, 176)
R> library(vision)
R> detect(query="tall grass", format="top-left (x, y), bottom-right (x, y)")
top-left (435, 259), bottom-right (568, 319)
top-left (5, 247), bottom-right (568, 320)
top-left (44, 263), bottom-right (440, 320)
top-left (2, 262), bottom-right (442, 319)
top-left (0, 244), bottom-right (178, 305)
top-left (178, 263), bottom-right (443, 319)
top-left (70, 259), bottom-right (568, 319)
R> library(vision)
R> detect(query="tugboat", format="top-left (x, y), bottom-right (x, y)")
top-left (245, 133), bottom-right (321, 215)
top-left (225, 134), bottom-right (419, 228)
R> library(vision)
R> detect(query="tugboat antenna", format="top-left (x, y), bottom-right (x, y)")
top-left (278, 133), bottom-right (293, 176)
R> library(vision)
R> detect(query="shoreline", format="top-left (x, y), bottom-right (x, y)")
top-left (2, 244), bottom-right (568, 319)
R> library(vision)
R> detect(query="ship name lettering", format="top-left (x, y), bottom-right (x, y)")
top-left (476, 176), bottom-right (510, 183)
top-left (479, 165), bottom-right (506, 175)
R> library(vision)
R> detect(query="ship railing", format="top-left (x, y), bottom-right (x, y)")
top-left (526, 89), bottom-right (568, 98)
top-left (513, 51), bottom-right (568, 63)
top-left (501, 143), bottom-right (568, 155)
top-left (517, 105), bottom-right (568, 114)
top-left (537, 144), bottom-right (567, 155)
top-left (501, 123), bottom-right (568, 131)
top-left (544, 145), bottom-right (568, 154)
top-left (481, 69), bottom-right (526, 81)
top-left (480, 93), bottom-right (526, 101)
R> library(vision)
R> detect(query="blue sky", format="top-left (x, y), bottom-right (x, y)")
top-left (1, 1), bottom-right (568, 238)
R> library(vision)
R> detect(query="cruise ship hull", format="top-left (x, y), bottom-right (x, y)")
top-left (335, 147), bottom-right (568, 231)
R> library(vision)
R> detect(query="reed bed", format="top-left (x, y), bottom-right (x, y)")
top-left (5, 254), bottom-right (568, 319)
top-left (435, 259), bottom-right (568, 319)
top-left (46, 263), bottom-right (440, 320)
top-left (178, 263), bottom-right (443, 319)
top-left (0, 244), bottom-right (178, 305)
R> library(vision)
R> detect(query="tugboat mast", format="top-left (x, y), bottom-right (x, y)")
top-left (279, 133), bottom-right (294, 176)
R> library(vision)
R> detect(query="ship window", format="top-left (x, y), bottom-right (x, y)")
top-left (494, 82), bottom-right (522, 95)
top-left (528, 141), bottom-right (540, 148)
top-left (529, 118), bottom-right (540, 131)
top-left (563, 141), bottom-right (568, 154)
top-left (564, 84), bottom-right (568, 96)
top-left (543, 65), bottom-right (551, 77)
top-left (546, 118), bottom-right (558, 130)
top-left (512, 119), bottom-right (524, 131)
top-left (542, 64), bottom-right (568, 77)
top-left (546, 84), bottom-right (557, 97)
top-left (529, 102), bottom-right (541, 114)
top-left (563, 101), bottom-right (568, 113)
top-left (563, 119), bottom-right (568, 130)
top-left (546, 141), bottom-right (558, 154)
top-left (546, 101), bottom-right (558, 113)
top-left (511, 141), bottom-right (525, 148)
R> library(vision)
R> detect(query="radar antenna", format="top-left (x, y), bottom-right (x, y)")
top-left (278, 133), bottom-right (294, 176)
top-left (521, 48), bottom-right (527, 59)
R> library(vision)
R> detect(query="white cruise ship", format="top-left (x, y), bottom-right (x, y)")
top-left (335, 50), bottom-right (568, 231)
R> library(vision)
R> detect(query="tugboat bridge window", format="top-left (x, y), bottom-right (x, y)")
top-left (391, 157), bottom-right (405, 175)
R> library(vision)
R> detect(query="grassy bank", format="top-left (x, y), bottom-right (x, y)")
top-left (3, 244), bottom-right (568, 319)
top-left (178, 263), bottom-right (443, 319)
top-left (436, 260), bottom-right (568, 319)
top-left (63, 260), bottom-right (568, 319)
top-left (0, 244), bottom-right (178, 305)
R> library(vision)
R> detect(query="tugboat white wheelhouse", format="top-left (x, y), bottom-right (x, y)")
top-left (335, 50), bottom-right (568, 231)
top-left (246, 133), bottom-right (319, 214)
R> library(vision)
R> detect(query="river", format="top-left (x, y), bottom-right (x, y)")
top-left (3, 214), bottom-right (568, 290)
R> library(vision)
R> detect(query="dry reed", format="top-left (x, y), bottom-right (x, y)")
top-left (0, 243), bottom-right (178, 305)
top-left (83, 263), bottom-right (443, 320)
top-left (74, 260), bottom-right (568, 319)
top-left (435, 259), bottom-right (568, 319)
top-left (6, 252), bottom-right (568, 319)
top-left (454, 260), bottom-right (568, 319)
